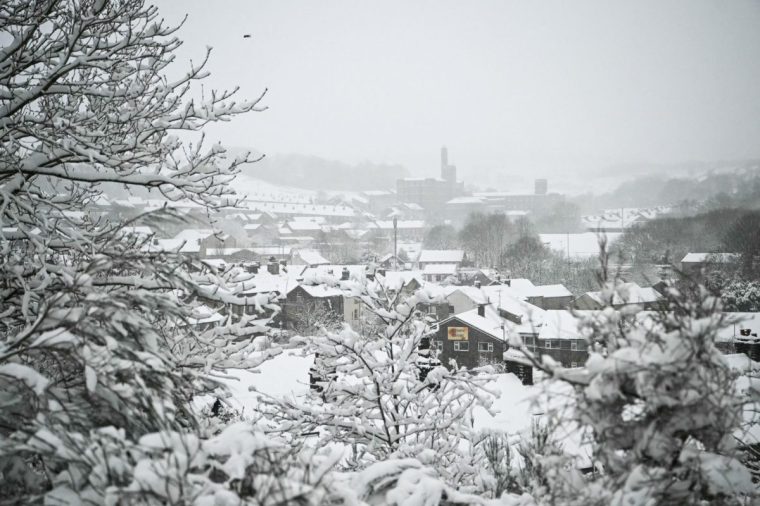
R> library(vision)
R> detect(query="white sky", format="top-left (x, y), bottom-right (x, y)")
top-left (153, 0), bottom-right (760, 183)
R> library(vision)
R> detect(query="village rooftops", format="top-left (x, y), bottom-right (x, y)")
top-left (579, 282), bottom-right (662, 307)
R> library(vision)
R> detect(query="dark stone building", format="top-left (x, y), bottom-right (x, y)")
top-left (431, 307), bottom-right (507, 370)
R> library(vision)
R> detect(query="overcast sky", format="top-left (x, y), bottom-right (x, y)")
top-left (154, 0), bottom-right (760, 185)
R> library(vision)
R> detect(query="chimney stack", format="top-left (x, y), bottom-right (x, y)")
top-left (474, 279), bottom-right (481, 288)
top-left (246, 262), bottom-right (260, 274)
top-left (341, 267), bottom-right (350, 281)
top-left (477, 304), bottom-right (486, 317)
top-left (267, 256), bottom-right (279, 275)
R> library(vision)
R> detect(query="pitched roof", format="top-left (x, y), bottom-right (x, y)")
top-left (444, 308), bottom-right (505, 340)
top-left (295, 249), bottom-right (330, 266)
top-left (423, 263), bottom-right (458, 275)
top-left (538, 310), bottom-right (586, 340)
top-left (418, 249), bottom-right (465, 263)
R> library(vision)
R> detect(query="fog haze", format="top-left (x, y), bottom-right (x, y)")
top-left (154, 0), bottom-right (760, 189)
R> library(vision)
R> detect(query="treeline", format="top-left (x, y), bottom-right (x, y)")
top-left (580, 165), bottom-right (760, 213)
top-left (240, 153), bottom-right (408, 191)
top-left (614, 208), bottom-right (760, 271)
top-left (424, 212), bottom-right (601, 294)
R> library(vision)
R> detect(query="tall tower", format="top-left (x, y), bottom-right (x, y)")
top-left (441, 146), bottom-right (456, 183)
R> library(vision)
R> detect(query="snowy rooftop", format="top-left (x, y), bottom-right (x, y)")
top-left (681, 252), bottom-right (739, 264)
top-left (583, 282), bottom-right (662, 306)
top-left (538, 310), bottom-right (587, 340)
top-left (444, 285), bottom-right (489, 305)
top-left (418, 249), bottom-right (465, 263)
top-left (445, 307), bottom-right (505, 340)
top-left (423, 263), bottom-right (458, 275)
top-left (294, 249), bottom-right (330, 266)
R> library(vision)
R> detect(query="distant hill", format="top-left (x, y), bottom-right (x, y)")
top-left (235, 151), bottom-right (408, 191)
top-left (584, 162), bottom-right (760, 211)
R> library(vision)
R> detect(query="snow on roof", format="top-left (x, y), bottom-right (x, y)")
top-left (530, 284), bottom-right (574, 298)
top-left (378, 270), bottom-right (424, 290)
top-left (286, 221), bottom-right (323, 232)
top-left (290, 283), bottom-right (344, 298)
top-left (681, 252), bottom-right (739, 264)
top-left (295, 249), bottom-right (330, 266)
top-left (583, 282), bottom-right (662, 306)
top-left (423, 263), bottom-right (458, 275)
top-left (446, 307), bottom-right (505, 340)
top-left (716, 312), bottom-right (760, 341)
top-left (244, 223), bottom-right (262, 230)
top-left (418, 249), bottom-right (465, 263)
top-left (444, 286), bottom-right (489, 305)
top-left (188, 304), bottom-right (225, 326)
top-left (239, 272), bottom-right (291, 295)
top-left (244, 200), bottom-right (355, 217)
top-left (362, 190), bottom-right (393, 196)
top-left (538, 310), bottom-right (586, 340)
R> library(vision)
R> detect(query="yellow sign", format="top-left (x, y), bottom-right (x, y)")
top-left (447, 327), bottom-right (469, 341)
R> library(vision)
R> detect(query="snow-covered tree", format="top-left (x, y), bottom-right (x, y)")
top-left (262, 273), bottom-right (498, 492)
top-left (0, 0), bottom-right (286, 502)
top-left (508, 280), bottom-right (759, 505)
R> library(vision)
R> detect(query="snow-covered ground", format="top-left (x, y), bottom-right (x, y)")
top-left (540, 232), bottom-right (623, 259)
top-left (216, 351), bottom-right (592, 466)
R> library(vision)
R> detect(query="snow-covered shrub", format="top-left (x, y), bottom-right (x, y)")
top-left (513, 280), bottom-right (758, 504)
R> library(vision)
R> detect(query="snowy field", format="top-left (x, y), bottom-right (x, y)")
top-left (540, 232), bottom-right (623, 259)
top-left (217, 352), bottom-right (591, 466)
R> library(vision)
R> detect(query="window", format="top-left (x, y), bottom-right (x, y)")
top-left (478, 342), bottom-right (493, 353)
top-left (431, 340), bottom-right (442, 351)
top-left (545, 340), bottom-right (553, 349)
top-left (523, 336), bottom-right (534, 346)
top-left (571, 341), bottom-right (578, 351)
top-left (352, 308), bottom-right (359, 320)
top-left (571, 362), bottom-right (578, 368)
top-left (454, 341), bottom-right (469, 352)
